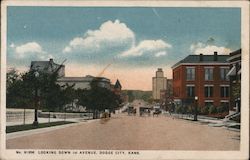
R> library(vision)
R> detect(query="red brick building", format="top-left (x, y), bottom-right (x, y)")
top-left (172, 52), bottom-right (230, 109)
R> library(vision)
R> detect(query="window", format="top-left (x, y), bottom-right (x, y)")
top-left (204, 85), bottom-right (213, 97)
top-left (186, 67), bottom-right (195, 81)
top-left (220, 86), bottom-right (229, 97)
top-left (205, 68), bottom-right (213, 80)
top-left (186, 85), bottom-right (195, 97)
top-left (220, 67), bottom-right (229, 81)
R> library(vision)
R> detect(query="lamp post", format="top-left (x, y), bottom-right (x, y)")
top-left (33, 71), bottom-right (39, 126)
top-left (194, 96), bottom-right (198, 121)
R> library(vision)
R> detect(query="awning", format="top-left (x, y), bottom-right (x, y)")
top-left (237, 69), bottom-right (241, 75)
top-left (226, 65), bottom-right (236, 77)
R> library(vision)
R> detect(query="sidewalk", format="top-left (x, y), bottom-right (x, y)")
top-left (6, 117), bottom-right (92, 126)
top-left (6, 118), bottom-right (100, 140)
top-left (165, 113), bottom-right (240, 131)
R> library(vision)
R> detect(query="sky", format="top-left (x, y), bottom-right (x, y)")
top-left (7, 7), bottom-right (241, 91)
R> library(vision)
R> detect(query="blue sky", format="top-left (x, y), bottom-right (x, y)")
top-left (7, 7), bottom-right (241, 90)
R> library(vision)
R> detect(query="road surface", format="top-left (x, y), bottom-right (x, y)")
top-left (6, 113), bottom-right (240, 150)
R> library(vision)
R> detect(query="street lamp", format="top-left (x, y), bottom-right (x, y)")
top-left (33, 71), bottom-right (39, 126)
top-left (194, 96), bottom-right (198, 121)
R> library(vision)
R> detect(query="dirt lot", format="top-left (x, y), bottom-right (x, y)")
top-left (6, 113), bottom-right (240, 150)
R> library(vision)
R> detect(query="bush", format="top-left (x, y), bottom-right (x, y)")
top-left (176, 105), bottom-right (182, 114)
top-left (201, 106), bottom-right (209, 115)
top-left (217, 105), bottom-right (229, 113)
top-left (187, 105), bottom-right (193, 114)
top-left (182, 106), bottom-right (188, 114)
top-left (209, 105), bottom-right (217, 114)
top-left (197, 107), bottom-right (201, 114)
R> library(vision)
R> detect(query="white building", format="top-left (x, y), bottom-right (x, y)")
top-left (30, 59), bottom-right (111, 90)
top-left (57, 75), bottom-right (111, 90)
top-left (152, 68), bottom-right (167, 100)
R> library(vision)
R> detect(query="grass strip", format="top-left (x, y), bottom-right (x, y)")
top-left (6, 121), bottom-right (74, 133)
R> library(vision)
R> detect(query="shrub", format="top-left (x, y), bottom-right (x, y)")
top-left (197, 107), bottom-right (201, 114)
top-left (182, 106), bottom-right (188, 114)
top-left (209, 105), bottom-right (217, 114)
top-left (201, 106), bottom-right (209, 115)
top-left (176, 105), bottom-right (182, 114)
top-left (217, 105), bottom-right (229, 113)
top-left (187, 105), bottom-right (193, 114)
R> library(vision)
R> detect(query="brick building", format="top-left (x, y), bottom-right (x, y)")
top-left (171, 52), bottom-right (230, 109)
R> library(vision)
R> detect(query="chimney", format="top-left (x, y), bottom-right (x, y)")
top-left (199, 53), bottom-right (203, 61)
top-left (214, 52), bottom-right (218, 61)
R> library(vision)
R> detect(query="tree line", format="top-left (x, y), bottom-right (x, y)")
top-left (7, 69), bottom-right (122, 117)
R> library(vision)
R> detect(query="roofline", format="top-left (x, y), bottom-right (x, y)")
top-left (171, 54), bottom-right (229, 69)
top-left (227, 54), bottom-right (241, 61)
top-left (172, 62), bottom-right (230, 70)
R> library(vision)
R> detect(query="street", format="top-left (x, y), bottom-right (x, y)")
top-left (6, 113), bottom-right (239, 150)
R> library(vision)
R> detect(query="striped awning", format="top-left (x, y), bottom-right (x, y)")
top-left (226, 65), bottom-right (236, 77)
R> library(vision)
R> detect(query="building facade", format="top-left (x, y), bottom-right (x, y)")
top-left (30, 59), bottom-right (65, 77)
top-left (30, 59), bottom-right (112, 90)
top-left (152, 68), bottom-right (167, 100)
top-left (172, 52), bottom-right (230, 108)
top-left (111, 79), bottom-right (122, 95)
top-left (227, 49), bottom-right (241, 114)
top-left (57, 75), bottom-right (111, 90)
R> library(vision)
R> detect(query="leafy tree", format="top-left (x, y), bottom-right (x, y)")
top-left (7, 69), bottom-right (34, 109)
top-left (7, 68), bottom-right (74, 111)
top-left (77, 80), bottom-right (121, 118)
top-left (7, 69), bottom-right (20, 88)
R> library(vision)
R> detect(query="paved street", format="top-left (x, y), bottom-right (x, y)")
top-left (6, 113), bottom-right (240, 150)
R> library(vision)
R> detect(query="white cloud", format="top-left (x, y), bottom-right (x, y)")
top-left (63, 46), bottom-right (72, 53)
top-left (10, 43), bottom-right (15, 48)
top-left (13, 41), bottom-right (52, 60)
top-left (155, 51), bottom-right (166, 57)
top-left (120, 39), bottom-right (172, 57)
top-left (16, 42), bottom-right (43, 55)
top-left (63, 19), bottom-right (135, 53)
top-left (190, 42), bottom-right (231, 55)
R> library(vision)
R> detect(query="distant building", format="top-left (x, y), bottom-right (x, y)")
top-left (57, 75), bottom-right (111, 90)
top-left (159, 79), bottom-right (173, 109)
top-left (152, 68), bottom-right (167, 100)
top-left (227, 49), bottom-right (241, 114)
top-left (30, 59), bottom-right (112, 90)
top-left (111, 79), bottom-right (122, 95)
top-left (30, 59), bottom-right (65, 77)
top-left (172, 52), bottom-right (230, 108)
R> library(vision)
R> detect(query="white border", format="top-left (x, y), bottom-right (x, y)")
top-left (1, 1), bottom-right (249, 160)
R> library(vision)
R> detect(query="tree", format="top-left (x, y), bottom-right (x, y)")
top-left (6, 67), bottom-right (77, 124)
top-left (7, 69), bottom-right (35, 109)
top-left (77, 80), bottom-right (121, 119)
top-left (7, 69), bottom-right (20, 89)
